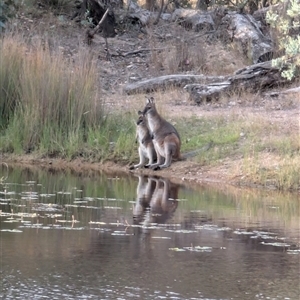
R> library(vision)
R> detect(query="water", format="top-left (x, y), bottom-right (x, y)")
top-left (0, 165), bottom-right (299, 300)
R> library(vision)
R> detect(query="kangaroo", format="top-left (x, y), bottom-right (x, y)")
top-left (129, 112), bottom-right (157, 170)
top-left (141, 97), bottom-right (181, 170)
top-left (149, 177), bottom-right (179, 223)
top-left (132, 175), bottom-right (157, 224)
top-left (132, 176), bottom-right (178, 259)
top-left (133, 175), bottom-right (178, 228)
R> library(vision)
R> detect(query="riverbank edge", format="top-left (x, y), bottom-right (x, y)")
top-left (2, 154), bottom-right (298, 194)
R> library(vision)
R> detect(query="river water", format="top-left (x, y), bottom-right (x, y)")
top-left (0, 166), bottom-right (299, 300)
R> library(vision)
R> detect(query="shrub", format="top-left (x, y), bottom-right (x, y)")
top-left (0, 0), bottom-right (20, 32)
top-left (266, 0), bottom-right (300, 80)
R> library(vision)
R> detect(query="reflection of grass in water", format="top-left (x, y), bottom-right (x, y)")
top-left (177, 186), bottom-right (299, 232)
top-left (1, 167), bottom-right (298, 235)
top-left (2, 167), bottom-right (136, 202)
top-left (0, 167), bottom-right (137, 225)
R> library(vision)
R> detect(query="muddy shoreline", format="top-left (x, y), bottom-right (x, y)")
top-left (1, 154), bottom-right (289, 193)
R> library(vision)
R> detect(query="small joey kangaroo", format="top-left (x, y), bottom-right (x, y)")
top-left (129, 111), bottom-right (157, 170)
top-left (141, 96), bottom-right (181, 170)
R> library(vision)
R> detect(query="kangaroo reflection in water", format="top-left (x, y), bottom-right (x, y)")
top-left (133, 175), bottom-right (179, 232)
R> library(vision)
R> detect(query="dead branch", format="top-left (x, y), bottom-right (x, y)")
top-left (264, 86), bottom-right (300, 97)
top-left (123, 74), bottom-right (226, 95)
top-left (86, 8), bottom-right (109, 44)
top-left (116, 48), bottom-right (165, 57)
top-left (153, 0), bottom-right (164, 25)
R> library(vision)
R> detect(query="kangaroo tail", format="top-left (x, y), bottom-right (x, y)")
top-left (181, 141), bottom-right (213, 160)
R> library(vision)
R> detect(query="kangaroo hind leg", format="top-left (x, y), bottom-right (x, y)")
top-left (145, 146), bottom-right (156, 167)
top-left (155, 143), bottom-right (174, 170)
top-left (130, 147), bottom-right (147, 170)
top-left (148, 149), bottom-right (164, 169)
top-left (155, 154), bottom-right (172, 170)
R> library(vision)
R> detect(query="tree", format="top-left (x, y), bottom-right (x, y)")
top-left (266, 0), bottom-right (300, 80)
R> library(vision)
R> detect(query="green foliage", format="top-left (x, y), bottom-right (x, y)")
top-left (0, 0), bottom-right (20, 30)
top-left (266, 0), bottom-right (300, 80)
top-left (112, 115), bottom-right (136, 161)
top-left (177, 115), bottom-right (241, 165)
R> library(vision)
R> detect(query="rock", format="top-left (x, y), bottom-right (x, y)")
top-left (220, 12), bottom-right (273, 63)
top-left (171, 8), bottom-right (215, 32)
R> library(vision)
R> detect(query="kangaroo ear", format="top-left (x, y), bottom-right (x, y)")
top-left (145, 96), bottom-right (154, 104)
top-left (138, 110), bottom-right (143, 115)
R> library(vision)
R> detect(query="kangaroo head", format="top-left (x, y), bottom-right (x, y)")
top-left (142, 96), bottom-right (156, 116)
top-left (136, 110), bottom-right (145, 125)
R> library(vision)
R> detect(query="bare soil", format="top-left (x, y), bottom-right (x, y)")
top-left (5, 8), bottom-right (300, 190)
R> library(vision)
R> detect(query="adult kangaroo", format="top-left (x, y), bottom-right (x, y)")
top-left (132, 175), bottom-right (179, 228)
top-left (129, 112), bottom-right (157, 170)
top-left (132, 175), bottom-right (156, 224)
top-left (141, 97), bottom-right (181, 170)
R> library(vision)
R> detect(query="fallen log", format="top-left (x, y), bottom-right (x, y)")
top-left (184, 82), bottom-right (231, 102)
top-left (264, 86), bottom-right (300, 97)
top-left (184, 60), bottom-right (287, 104)
top-left (124, 54), bottom-right (298, 100)
top-left (123, 74), bottom-right (226, 95)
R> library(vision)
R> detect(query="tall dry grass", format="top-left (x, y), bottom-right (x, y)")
top-left (0, 38), bottom-right (24, 129)
top-left (0, 35), bottom-right (136, 159)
